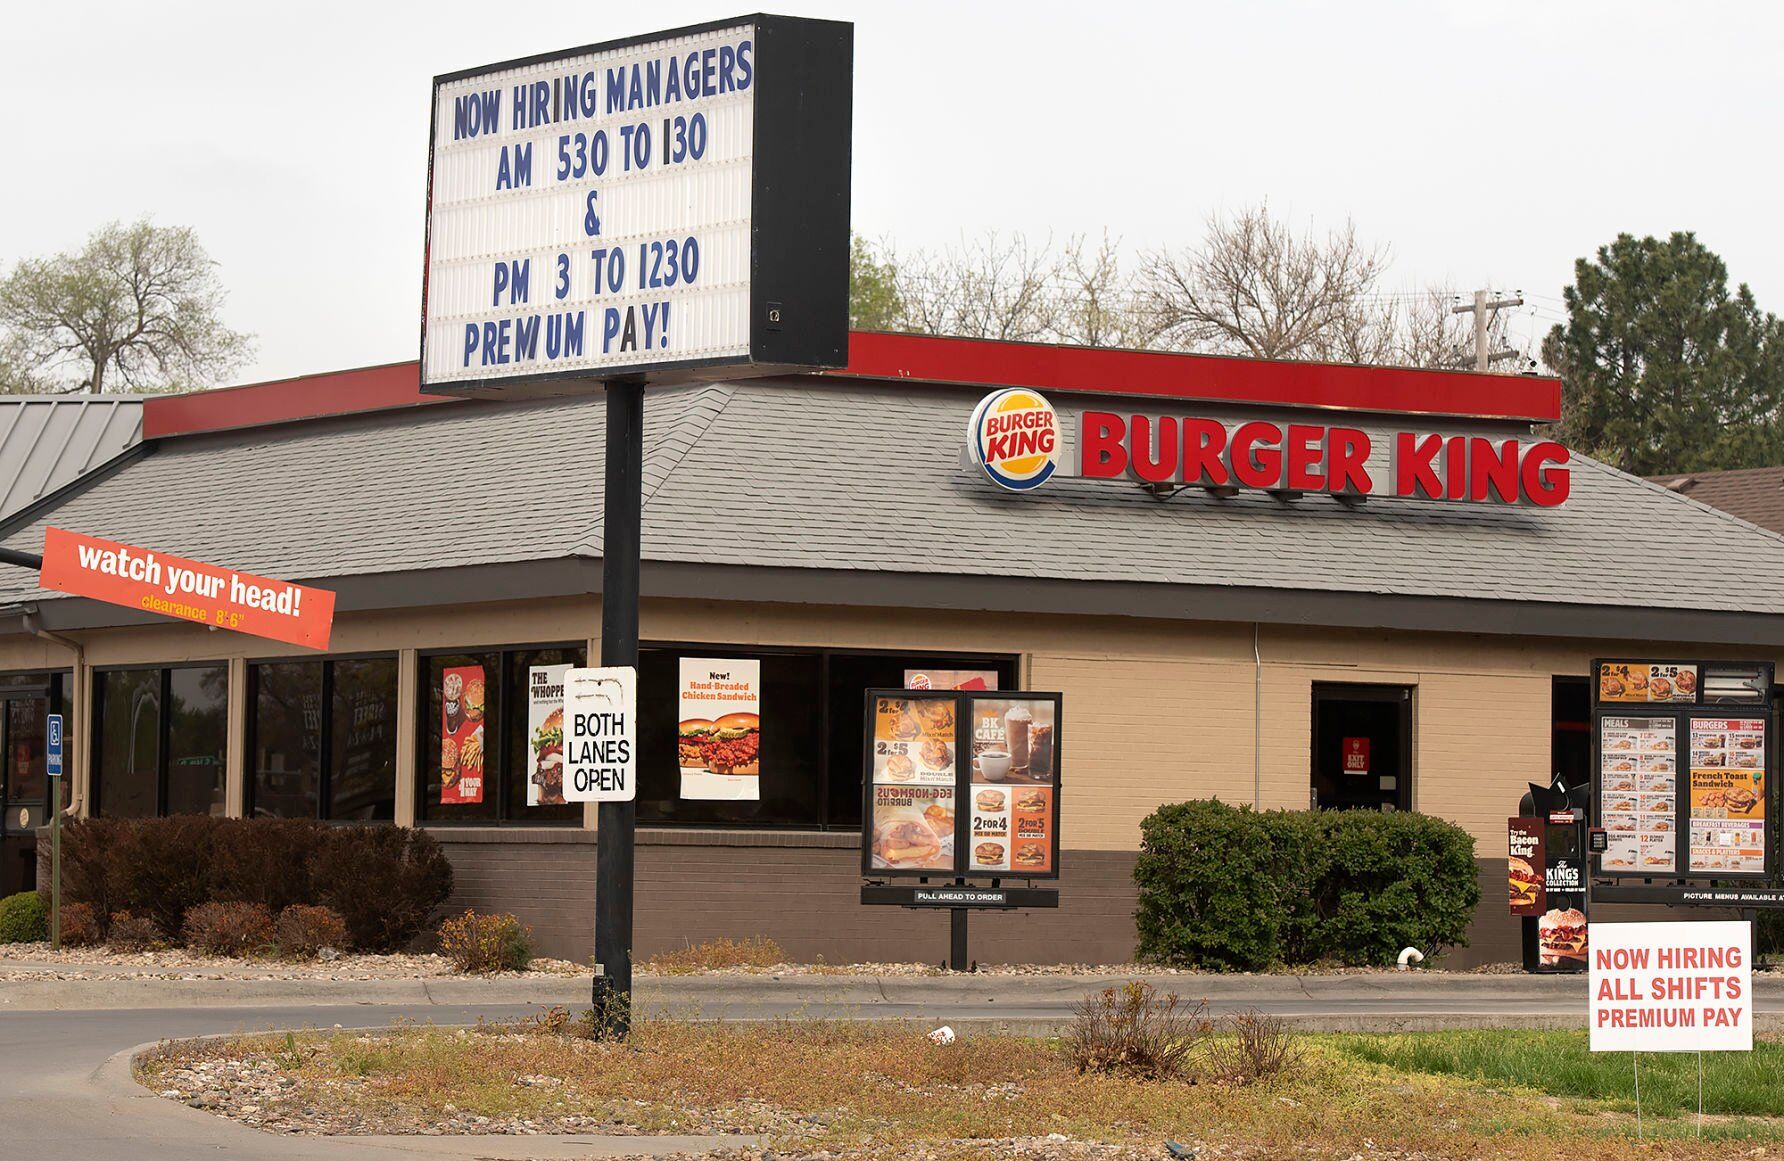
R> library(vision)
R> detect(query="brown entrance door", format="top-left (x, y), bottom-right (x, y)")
top-left (0, 694), bottom-right (51, 896)
top-left (1311, 683), bottom-right (1412, 812)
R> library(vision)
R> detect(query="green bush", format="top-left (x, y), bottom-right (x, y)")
top-left (1135, 799), bottom-right (1480, 970)
top-left (0, 891), bottom-right (48, 943)
top-left (438, 909), bottom-right (534, 973)
top-left (1133, 800), bottom-right (1287, 971)
top-left (58, 817), bottom-right (453, 953)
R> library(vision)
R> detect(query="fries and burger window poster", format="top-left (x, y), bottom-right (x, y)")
top-left (439, 664), bottom-right (486, 805)
top-left (527, 664), bottom-right (570, 806)
top-left (1687, 718), bottom-right (1766, 876)
top-left (677, 658), bottom-right (761, 801)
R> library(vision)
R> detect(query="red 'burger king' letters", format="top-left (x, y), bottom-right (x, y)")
top-left (1080, 411), bottom-right (1569, 507)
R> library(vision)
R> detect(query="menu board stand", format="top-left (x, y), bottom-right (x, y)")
top-left (1590, 659), bottom-right (1783, 908)
top-left (859, 689), bottom-right (1064, 970)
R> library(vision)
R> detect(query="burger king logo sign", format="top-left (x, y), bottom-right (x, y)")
top-left (968, 389), bottom-right (1059, 491)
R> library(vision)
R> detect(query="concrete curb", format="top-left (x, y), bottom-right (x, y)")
top-left (0, 969), bottom-right (1604, 1012)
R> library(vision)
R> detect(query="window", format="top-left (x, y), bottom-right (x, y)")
top-left (249, 657), bottom-right (397, 821)
top-left (94, 666), bottom-right (227, 818)
top-left (1310, 683), bottom-right (1413, 812)
top-left (637, 645), bottom-right (1019, 830)
top-left (418, 645), bottom-right (585, 824)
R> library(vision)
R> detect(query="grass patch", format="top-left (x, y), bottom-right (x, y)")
top-left (140, 1022), bottom-right (1784, 1158)
top-left (641, 936), bottom-right (787, 974)
top-left (1334, 1029), bottom-right (1784, 1119)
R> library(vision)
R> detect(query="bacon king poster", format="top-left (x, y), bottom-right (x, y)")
top-left (1507, 817), bottom-right (1545, 916)
top-left (678, 658), bottom-right (761, 801)
top-left (440, 664), bottom-right (486, 804)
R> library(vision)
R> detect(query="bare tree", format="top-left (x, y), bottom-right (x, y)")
top-left (893, 231), bottom-right (1062, 343)
top-left (1134, 204), bottom-right (1391, 360)
top-left (0, 219), bottom-right (253, 394)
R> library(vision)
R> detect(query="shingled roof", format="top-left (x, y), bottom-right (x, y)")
top-left (1651, 466), bottom-right (1784, 538)
top-left (4, 376), bottom-right (1784, 642)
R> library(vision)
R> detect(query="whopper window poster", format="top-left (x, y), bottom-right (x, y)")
top-left (440, 664), bottom-right (486, 804)
top-left (677, 658), bottom-right (761, 801)
top-left (1688, 717), bottom-right (1766, 875)
top-left (1598, 716), bottom-right (1676, 874)
top-left (526, 664), bottom-right (570, 806)
top-left (868, 695), bottom-right (958, 873)
top-left (967, 696), bottom-right (1057, 875)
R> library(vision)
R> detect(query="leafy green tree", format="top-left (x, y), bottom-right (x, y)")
top-left (848, 234), bottom-right (904, 331)
top-left (1543, 232), bottom-right (1784, 474)
top-left (0, 219), bottom-right (252, 395)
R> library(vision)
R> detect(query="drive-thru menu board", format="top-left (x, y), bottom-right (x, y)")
top-left (1599, 717), bottom-right (1677, 874)
top-left (1593, 659), bottom-right (1774, 882)
top-left (1688, 718), bottom-right (1766, 875)
top-left (864, 690), bottom-right (1061, 879)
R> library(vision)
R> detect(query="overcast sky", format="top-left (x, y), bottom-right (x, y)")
top-left (2, 1), bottom-right (1779, 383)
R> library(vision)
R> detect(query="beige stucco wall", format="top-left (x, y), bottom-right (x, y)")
top-left (4, 592), bottom-right (1779, 862)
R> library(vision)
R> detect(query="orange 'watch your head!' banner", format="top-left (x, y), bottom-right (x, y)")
top-left (38, 527), bottom-right (335, 650)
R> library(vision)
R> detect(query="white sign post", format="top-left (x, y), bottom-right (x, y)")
top-left (1589, 920), bottom-right (1752, 1053)
top-left (562, 666), bottom-right (636, 802)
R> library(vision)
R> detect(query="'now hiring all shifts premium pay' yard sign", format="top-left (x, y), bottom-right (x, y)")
top-left (38, 527), bottom-right (336, 650)
top-left (1589, 921), bottom-right (1752, 1052)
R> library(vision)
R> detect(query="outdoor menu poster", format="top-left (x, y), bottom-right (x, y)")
top-left (904, 669), bottom-right (999, 692)
top-left (1598, 661), bottom-right (1699, 704)
top-left (1598, 716), bottom-right (1676, 873)
top-left (677, 658), bottom-right (761, 801)
top-left (1687, 717), bottom-right (1766, 875)
top-left (440, 664), bottom-right (486, 804)
top-left (967, 696), bottom-right (1057, 875)
top-left (1507, 817), bottom-right (1545, 916)
top-left (526, 664), bottom-right (570, 806)
top-left (868, 694), bottom-right (958, 872)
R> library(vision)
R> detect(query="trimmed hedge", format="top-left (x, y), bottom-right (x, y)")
top-left (0, 891), bottom-right (48, 943)
top-left (1135, 799), bottom-right (1480, 970)
top-left (59, 817), bottom-right (453, 954)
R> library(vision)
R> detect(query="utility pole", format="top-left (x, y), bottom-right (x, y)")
top-left (1452, 289), bottom-right (1525, 370)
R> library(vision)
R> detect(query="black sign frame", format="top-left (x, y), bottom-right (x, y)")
top-left (860, 688), bottom-right (1064, 883)
top-left (419, 14), bottom-right (853, 395)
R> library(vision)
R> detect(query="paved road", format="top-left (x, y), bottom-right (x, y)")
top-left (4, 972), bottom-right (1780, 1160)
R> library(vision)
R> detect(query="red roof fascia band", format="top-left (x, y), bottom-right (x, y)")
top-left (836, 331), bottom-right (1561, 423)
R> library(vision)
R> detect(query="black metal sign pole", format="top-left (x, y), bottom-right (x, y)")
top-left (593, 377), bottom-right (644, 1037)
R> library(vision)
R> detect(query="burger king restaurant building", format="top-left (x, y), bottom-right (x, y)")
top-left (1, 331), bottom-right (1782, 966)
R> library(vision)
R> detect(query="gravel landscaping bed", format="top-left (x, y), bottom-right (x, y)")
top-left (0, 942), bottom-right (1523, 981)
top-left (0, 943), bottom-right (586, 981)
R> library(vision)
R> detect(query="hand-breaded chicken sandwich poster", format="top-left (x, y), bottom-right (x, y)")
top-left (678, 658), bottom-right (761, 800)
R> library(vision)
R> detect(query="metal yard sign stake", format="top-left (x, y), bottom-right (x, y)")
top-left (1633, 1052), bottom-right (1641, 1139)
